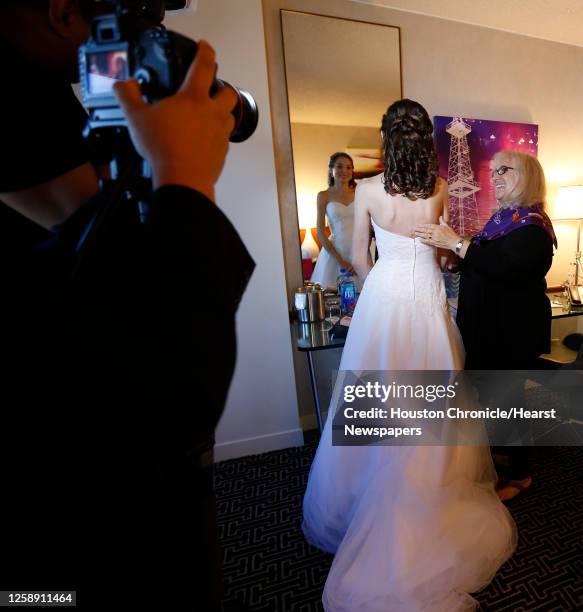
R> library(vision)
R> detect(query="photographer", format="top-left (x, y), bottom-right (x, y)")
top-left (0, 1), bottom-right (254, 610)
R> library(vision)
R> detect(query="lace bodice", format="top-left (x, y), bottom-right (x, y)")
top-left (326, 201), bottom-right (354, 252)
top-left (367, 219), bottom-right (448, 316)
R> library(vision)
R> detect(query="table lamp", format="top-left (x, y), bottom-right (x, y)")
top-left (554, 185), bottom-right (583, 286)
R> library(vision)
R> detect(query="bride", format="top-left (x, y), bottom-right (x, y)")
top-left (310, 152), bottom-right (370, 290)
top-left (302, 99), bottom-right (517, 612)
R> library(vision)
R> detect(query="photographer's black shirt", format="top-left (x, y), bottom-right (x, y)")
top-left (1, 185), bottom-right (255, 592)
top-left (4, 183), bottom-right (254, 453)
top-left (0, 34), bottom-right (256, 604)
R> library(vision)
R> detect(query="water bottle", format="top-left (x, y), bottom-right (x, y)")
top-left (336, 267), bottom-right (346, 296)
top-left (339, 271), bottom-right (357, 314)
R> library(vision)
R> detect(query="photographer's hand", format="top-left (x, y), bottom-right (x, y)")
top-left (113, 40), bottom-right (237, 202)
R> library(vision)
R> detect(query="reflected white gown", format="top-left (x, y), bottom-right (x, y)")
top-left (311, 201), bottom-right (365, 290)
top-left (303, 221), bottom-right (517, 612)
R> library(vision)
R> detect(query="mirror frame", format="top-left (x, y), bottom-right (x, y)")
top-left (263, 0), bottom-right (402, 305)
top-left (262, 0), bottom-right (402, 422)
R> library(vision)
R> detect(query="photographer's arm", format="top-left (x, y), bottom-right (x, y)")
top-left (112, 41), bottom-right (253, 443)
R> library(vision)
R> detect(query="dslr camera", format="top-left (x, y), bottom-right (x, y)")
top-left (79, 0), bottom-right (258, 143)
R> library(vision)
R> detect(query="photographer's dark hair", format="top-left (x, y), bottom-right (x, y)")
top-left (381, 99), bottom-right (438, 200)
top-left (327, 152), bottom-right (356, 188)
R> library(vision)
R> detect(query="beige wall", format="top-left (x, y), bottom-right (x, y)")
top-left (393, 11), bottom-right (583, 285)
top-left (266, 0), bottom-right (583, 423)
top-left (164, 1), bottom-right (303, 460)
top-left (283, 2), bottom-right (583, 285)
top-left (158, 2), bottom-right (583, 456)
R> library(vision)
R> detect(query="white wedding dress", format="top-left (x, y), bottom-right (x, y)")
top-left (303, 220), bottom-right (517, 612)
top-left (311, 201), bottom-right (365, 290)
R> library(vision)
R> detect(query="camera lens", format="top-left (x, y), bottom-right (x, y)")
top-left (216, 80), bottom-right (259, 143)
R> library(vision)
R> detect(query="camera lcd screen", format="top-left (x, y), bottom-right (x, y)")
top-left (86, 50), bottom-right (128, 95)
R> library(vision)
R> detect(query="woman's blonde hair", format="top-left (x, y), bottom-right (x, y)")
top-left (493, 150), bottom-right (546, 209)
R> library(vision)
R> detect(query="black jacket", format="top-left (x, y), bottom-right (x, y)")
top-left (456, 224), bottom-right (553, 369)
top-left (1, 186), bottom-right (254, 598)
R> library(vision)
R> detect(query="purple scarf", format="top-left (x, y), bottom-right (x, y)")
top-left (472, 203), bottom-right (557, 248)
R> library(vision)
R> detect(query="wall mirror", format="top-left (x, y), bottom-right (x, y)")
top-left (280, 10), bottom-right (402, 283)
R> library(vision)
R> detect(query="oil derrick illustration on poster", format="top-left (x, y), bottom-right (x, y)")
top-left (444, 117), bottom-right (481, 236)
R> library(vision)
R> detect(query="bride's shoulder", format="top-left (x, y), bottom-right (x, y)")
top-left (356, 172), bottom-right (384, 193)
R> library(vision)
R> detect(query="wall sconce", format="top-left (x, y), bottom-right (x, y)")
top-left (554, 185), bottom-right (583, 286)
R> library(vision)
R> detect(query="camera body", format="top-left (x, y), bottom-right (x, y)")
top-left (79, 1), bottom-right (257, 142)
top-left (80, 12), bottom-right (196, 130)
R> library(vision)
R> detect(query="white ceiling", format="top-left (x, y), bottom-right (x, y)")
top-left (353, 0), bottom-right (583, 48)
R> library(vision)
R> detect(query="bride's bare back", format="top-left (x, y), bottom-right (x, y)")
top-left (359, 173), bottom-right (447, 237)
top-left (351, 173), bottom-right (449, 278)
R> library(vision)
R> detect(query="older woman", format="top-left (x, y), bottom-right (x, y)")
top-left (415, 150), bottom-right (557, 501)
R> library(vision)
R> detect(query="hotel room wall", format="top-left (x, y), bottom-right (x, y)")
top-left (164, 1), bottom-right (304, 459)
top-left (162, 0), bottom-right (583, 452)
top-left (268, 0), bottom-right (583, 422)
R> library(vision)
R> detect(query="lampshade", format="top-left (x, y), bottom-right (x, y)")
top-left (300, 228), bottom-right (319, 260)
top-left (554, 185), bottom-right (583, 220)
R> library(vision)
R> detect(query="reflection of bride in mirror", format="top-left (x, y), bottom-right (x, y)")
top-left (310, 152), bottom-right (369, 289)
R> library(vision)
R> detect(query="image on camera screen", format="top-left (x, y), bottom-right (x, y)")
top-left (86, 50), bottom-right (128, 95)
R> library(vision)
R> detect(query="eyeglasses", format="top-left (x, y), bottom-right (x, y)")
top-left (492, 165), bottom-right (514, 176)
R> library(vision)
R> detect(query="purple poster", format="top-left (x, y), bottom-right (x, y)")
top-left (434, 116), bottom-right (538, 236)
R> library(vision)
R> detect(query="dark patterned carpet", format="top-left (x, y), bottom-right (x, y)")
top-left (215, 435), bottom-right (583, 612)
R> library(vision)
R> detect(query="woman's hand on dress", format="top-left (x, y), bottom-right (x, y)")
top-left (414, 216), bottom-right (460, 251)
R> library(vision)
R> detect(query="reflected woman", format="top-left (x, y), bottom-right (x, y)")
top-left (310, 152), bottom-right (370, 289)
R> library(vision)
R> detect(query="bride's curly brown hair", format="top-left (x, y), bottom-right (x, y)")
top-left (381, 99), bottom-right (439, 200)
